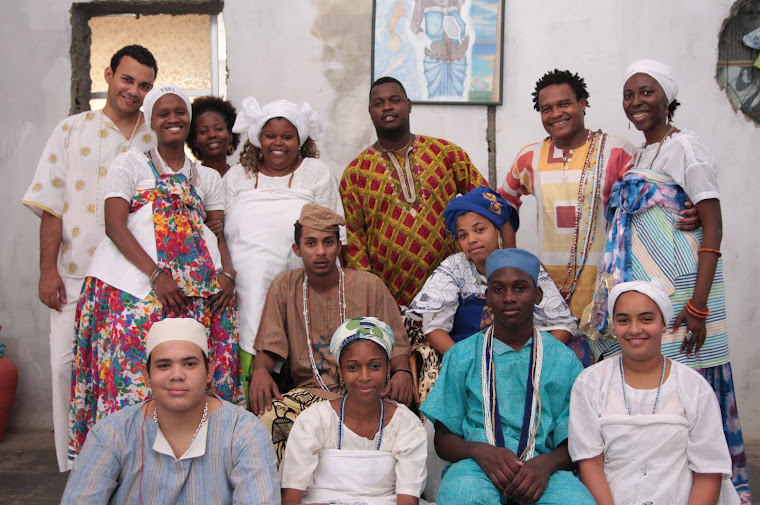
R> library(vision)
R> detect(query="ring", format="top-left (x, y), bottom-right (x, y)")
top-left (685, 330), bottom-right (694, 341)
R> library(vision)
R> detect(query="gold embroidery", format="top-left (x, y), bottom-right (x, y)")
top-left (85, 112), bottom-right (94, 120)
top-left (120, 145), bottom-right (128, 153)
top-left (88, 246), bottom-right (97, 256)
top-left (142, 133), bottom-right (152, 144)
top-left (62, 243), bottom-right (69, 253)
top-left (72, 226), bottom-right (80, 237)
top-left (68, 263), bottom-right (78, 274)
top-left (99, 129), bottom-right (108, 138)
top-left (86, 203), bottom-right (96, 214)
top-left (52, 177), bottom-right (64, 188)
top-left (99, 167), bottom-right (108, 177)
top-left (49, 153), bottom-right (57, 163)
top-left (62, 124), bottom-right (69, 132)
top-left (63, 202), bottom-right (69, 213)
top-left (75, 180), bottom-right (85, 191)
top-left (80, 147), bottom-right (91, 156)
top-left (32, 182), bottom-right (43, 192)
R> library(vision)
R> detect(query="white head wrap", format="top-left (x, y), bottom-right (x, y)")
top-left (624, 60), bottom-right (679, 104)
top-left (608, 279), bottom-right (673, 327)
top-left (329, 317), bottom-right (395, 363)
top-left (142, 84), bottom-right (192, 131)
top-left (232, 96), bottom-right (322, 148)
top-left (145, 318), bottom-right (208, 358)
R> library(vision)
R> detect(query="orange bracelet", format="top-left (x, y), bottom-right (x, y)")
top-left (698, 248), bottom-right (722, 257)
top-left (686, 300), bottom-right (709, 319)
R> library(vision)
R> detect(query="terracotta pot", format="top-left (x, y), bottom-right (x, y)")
top-left (0, 355), bottom-right (19, 441)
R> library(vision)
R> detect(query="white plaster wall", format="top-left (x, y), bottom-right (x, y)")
top-left (1, 0), bottom-right (757, 441)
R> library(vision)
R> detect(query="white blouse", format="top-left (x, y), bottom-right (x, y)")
top-left (280, 400), bottom-right (427, 498)
top-left (568, 357), bottom-right (731, 476)
top-left (634, 129), bottom-right (720, 204)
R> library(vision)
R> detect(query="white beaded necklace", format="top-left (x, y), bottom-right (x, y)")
top-left (619, 355), bottom-right (666, 415)
top-left (153, 398), bottom-right (208, 447)
top-left (302, 265), bottom-right (346, 392)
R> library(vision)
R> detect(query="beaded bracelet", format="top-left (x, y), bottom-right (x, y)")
top-left (698, 248), bottom-right (722, 257)
top-left (219, 271), bottom-right (236, 284)
top-left (149, 268), bottom-right (166, 289)
top-left (685, 300), bottom-right (709, 319)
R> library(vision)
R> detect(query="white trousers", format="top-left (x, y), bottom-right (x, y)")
top-left (49, 276), bottom-right (84, 472)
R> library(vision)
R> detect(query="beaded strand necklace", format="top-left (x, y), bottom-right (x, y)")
top-left (302, 265), bottom-right (347, 392)
top-left (619, 356), bottom-right (666, 415)
top-left (558, 131), bottom-right (607, 301)
top-left (337, 394), bottom-right (385, 450)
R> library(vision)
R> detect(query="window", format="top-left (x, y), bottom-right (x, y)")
top-left (70, 1), bottom-right (226, 114)
top-left (717, 0), bottom-right (760, 124)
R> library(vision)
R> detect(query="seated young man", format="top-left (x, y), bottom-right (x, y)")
top-left (250, 203), bottom-right (415, 461)
top-left (61, 318), bottom-right (279, 504)
top-left (420, 249), bottom-right (594, 505)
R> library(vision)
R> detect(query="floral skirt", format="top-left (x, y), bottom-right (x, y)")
top-left (68, 276), bottom-right (245, 460)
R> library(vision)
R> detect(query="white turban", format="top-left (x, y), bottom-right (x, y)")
top-left (624, 59), bottom-right (679, 105)
top-left (145, 317), bottom-right (209, 358)
top-left (232, 96), bottom-right (322, 148)
top-left (329, 317), bottom-right (395, 363)
top-left (142, 84), bottom-right (192, 131)
top-left (608, 278), bottom-right (673, 327)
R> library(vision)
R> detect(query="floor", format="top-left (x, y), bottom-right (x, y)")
top-left (0, 430), bottom-right (757, 504)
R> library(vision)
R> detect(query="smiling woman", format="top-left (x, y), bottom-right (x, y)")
top-left (222, 98), bottom-right (345, 399)
top-left (68, 83), bottom-right (245, 462)
top-left (187, 96), bottom-right (240, 178)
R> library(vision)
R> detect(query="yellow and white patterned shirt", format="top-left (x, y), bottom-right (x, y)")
top-left (22, 110), bottom-right (155, 279)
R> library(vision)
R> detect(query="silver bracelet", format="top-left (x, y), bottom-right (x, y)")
top-left (219, 271), bottom-right (236, 284)
top-left (149, 268), bottom-right (166, 289)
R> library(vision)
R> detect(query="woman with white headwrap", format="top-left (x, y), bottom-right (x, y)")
top-left (582, 60), bottom-right (750, 503)
top-left (281, 317), bottom-right (428, 505)
top-left (222, 97), bottom-right (344, 400)
top-left (570, 279), bottom-right (738, 505)
top-left (70, 84), bottom-right (245, 461)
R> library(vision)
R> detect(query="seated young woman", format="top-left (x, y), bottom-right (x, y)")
top-left (569, 279), bottom-right (738, 505)
top-left (280, 317), bottom-right (427, 505)
top-left (408, 186), bottom-right (583, 400)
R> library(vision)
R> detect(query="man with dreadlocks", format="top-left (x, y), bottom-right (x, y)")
top-left (498, 70), bottom-right (636, 321)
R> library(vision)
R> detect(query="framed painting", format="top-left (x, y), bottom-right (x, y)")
top-left (371, 0), bottom-right (505, 105)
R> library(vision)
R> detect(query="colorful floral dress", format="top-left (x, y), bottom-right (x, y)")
top-left (69, 152), bottom-right (244, 461)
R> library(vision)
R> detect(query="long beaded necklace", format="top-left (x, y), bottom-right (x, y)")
top-left (558, 131), bottom-right (607, 301)
top-left (619, 355), bottom-right (666, 415)
top-left (377, 134), bottom-right (417, 204)
top-left (303, 265), bottom-right (347, 391)
top-left (337, 394), bottom-right (385, 450)
top-left (637, 125), bottom-right (676, 170)
top-left (96, 110), bottom-right (142, 224)
top-left (153, 398), bottom-right (209, 447)
top-left (148, 148), bottom-right (198, 186)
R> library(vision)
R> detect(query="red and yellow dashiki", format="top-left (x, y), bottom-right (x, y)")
top-left (340, 135), bottom-right (486, 306)
top-left (499, 133), bottom-right (634, 317)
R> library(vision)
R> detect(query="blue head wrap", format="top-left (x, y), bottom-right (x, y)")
top-left (443, 187), bottom-right (519, 238)
top-left (485, 248), bottom-right (540, 285)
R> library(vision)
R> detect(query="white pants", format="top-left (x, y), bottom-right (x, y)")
top-left (49, 276), bottom-right (84, 472)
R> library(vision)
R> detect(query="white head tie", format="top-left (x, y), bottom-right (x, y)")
top-left (608, 278), bottom-right (673, 327)
top-left (232, 96), bottom-right (322, 148)
top-left (145, 317), bottom-right (208, 358)
top-left (142, 84), bottom-right (192, 131)
top-left (624, 60), bottom-right (679, 104)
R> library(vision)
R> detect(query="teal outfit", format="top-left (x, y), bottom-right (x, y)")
top-left (420, 330), bottom-right (593, 505)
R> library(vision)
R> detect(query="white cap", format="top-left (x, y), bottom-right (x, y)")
top-left (145, 318), bottom-right (208, 358)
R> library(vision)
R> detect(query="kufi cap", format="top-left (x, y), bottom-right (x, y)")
top-left (145, 317), bottom-right (208, 358)
top-left (232, 96), bottom-right (323, 148)
top-left (297, 203), bottom-right (346, 233)
top-left (485, 248), bottom-right (540, 285)
top-left (329, 317), bottom-right (395, 362)
top-left (608, 279), bottom-right (673, 326)
top-left (624, 59), bottom-right (679, 104)
top-left (142, 84), bottom-right (192, 131)
top-left (443, 186), bottom-right (519, 238)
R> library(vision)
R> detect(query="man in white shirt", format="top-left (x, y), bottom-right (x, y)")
top-left (22, 44), bottom-right (157, 471)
